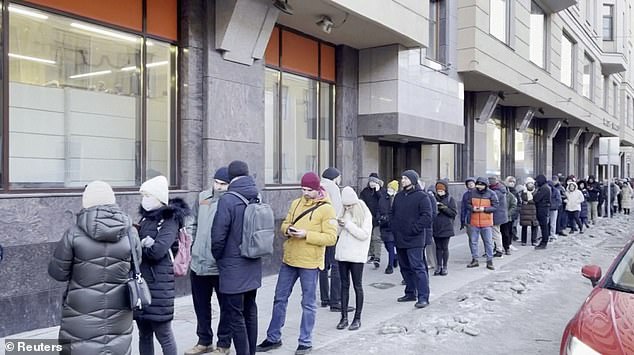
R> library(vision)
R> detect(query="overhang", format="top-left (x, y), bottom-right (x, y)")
top-left (601, 52), bottom-right (627, 75)
top-left (540, 0), bottom-right (578, 13)
top-left (358, 113), bottom-right (465, 144)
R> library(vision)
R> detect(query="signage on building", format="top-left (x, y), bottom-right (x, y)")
top-left (599, 137), bottom-right (620, 165)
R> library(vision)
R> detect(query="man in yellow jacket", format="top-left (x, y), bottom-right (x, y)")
top-left (256, 172), bottom-right (337, 355)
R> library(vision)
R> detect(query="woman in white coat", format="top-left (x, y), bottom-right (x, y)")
top-left (335, 186), bottom-right (372, 331)
top-left (621, 181), bottom-right (633, 215)
top-left (565, 181), bottom-right (585, 234)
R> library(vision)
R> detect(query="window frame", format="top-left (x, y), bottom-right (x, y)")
top-left (0, 1), bottom-right (179, 193)
top-left (264, 26), bottom-right (336, 186)
top-left (560, 32), bottom-right (576, 88)
top-left (582, 53), bottom-right (594, 100)
top-left (489, 0), bottom-right (511, 44)
top-left (603, 4), bottom-right (614, 41)
top-left (529, 0), bottom-right (547, 68)
top-left (427, 0), bottom-right (446, 63)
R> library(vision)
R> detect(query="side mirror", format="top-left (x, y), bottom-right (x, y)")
top-left (581, 265), bottom-right (602, 287)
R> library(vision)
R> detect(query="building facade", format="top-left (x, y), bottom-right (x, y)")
top-left (1, 0), bottom-right (633, 336)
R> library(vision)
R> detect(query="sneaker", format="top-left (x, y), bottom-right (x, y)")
top-left (211, 347), bottom-right (231, 354)
top-left (579, 230), bottom-right (584, 234)
top-left (433, 269), bottom-right (442, 276)
top-left (415, 301), bottom-right (430, 309)
top-left (486, 261), bottom-right (495, 270)
top-left (535, 244), bottom-right (547, 250)
top-left (330, 305), bottom-right (354, 313)
top-left (397, 295), bottom-right (417, 302)
top-left (373, 260), bottom-right (380, 269)
top-left (256, 340), bottom-right (282, 352)
top-left (521, 242), bottom-right (527, 246)
top-left (467, 259), bottom-right (479, 268)
top-left (385, 265), bottom-right (394, 274)
top-left (557, 231), bottom-right (568, 236)
top-left (504, 249), bottom-right (511, 256)
top-left (493, 251), bottom-right (504, 258)
top-left (185, 344), bottom-right (214, 355)
top-left (509, 245), bottom-right (518, 251)
top-left (440, 267), bottom-right (448, 276)
top-left (295, 345), bottom-right (312, 355)
top-left (549, 237), bottom-right (557, 242)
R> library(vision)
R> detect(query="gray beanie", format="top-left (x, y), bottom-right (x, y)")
top-left (402, 170), bottom-right (420, 186)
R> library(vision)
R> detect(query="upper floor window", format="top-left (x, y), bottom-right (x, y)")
top-left (604, 75), bottom-right (610, 110)
top-left (490, 0), bottom-right (510, 43)
top-left (428, 0), bottom-right (446, 63)
top-left (582, 54), bottom-right (594, 99)
top-left (586, 0), bottom-right (596, 27)
top-left (603, 4), bottom-right (614, 40)
top-left (560, 33), bottom-right (575, 87)
top-left (529, 1), bottom-right (546, 68)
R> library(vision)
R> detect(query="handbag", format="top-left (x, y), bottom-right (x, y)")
top-left (126, 228), bottom-right (152, 310)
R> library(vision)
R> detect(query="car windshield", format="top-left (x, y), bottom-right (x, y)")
top-left (609, 242), bottom-right (634, 293)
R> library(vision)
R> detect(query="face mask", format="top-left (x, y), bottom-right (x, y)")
top-left (387, 188), bottom-right (396, 196)
top-left (527, 184), bottom-right (535, 191)
top-left (476, 185), bottom-right (485, 191)
top-left (508, 182), bottom-right (516, 188)
top-left (142, 196), bottom-right (163, 211)
top-left (437, 190), bottom-right (446, 196)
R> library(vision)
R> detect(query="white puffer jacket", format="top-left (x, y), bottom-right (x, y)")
top-left (565, 182), bottom-right (585, 212)
top-left (335, 188), bottom-right (372, 263)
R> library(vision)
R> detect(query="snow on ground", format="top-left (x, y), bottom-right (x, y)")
top-left (314, 215), bottom-right (634, 355)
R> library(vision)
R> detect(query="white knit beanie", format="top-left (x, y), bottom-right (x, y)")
top-left (140, 176), bottom-right (169, 205)
top-left (82, 180), bottom-right (116, 208)
top-left (341, 186), bottom-right (359, 206)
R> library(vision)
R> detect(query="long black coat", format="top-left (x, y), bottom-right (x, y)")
top-left (135, 198), bottom-right (190, 323)
top-left (360, 186), bottom-right (383, 227)
top-left (211, 176), bottom-right (263, 295)
top-left (533, 176), bottom-right (551, 217)
top-left (390, 185), bottom-right (433, 249)
top-left (377, 189), bottom-right (394, 242)
top-left (433, 193), bottom-right (457, 239)
top-left (519, 191), bottom-right (538, 227)
top-left (48, 205), bottom-right (140, 355)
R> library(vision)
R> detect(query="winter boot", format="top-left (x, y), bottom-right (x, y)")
top-left (336, 317), bottom-right (349, 330)
top-left (348, 319), bottom-right (361, 331)
top-left (385, 265), bottom-right (394, 274)
top-left (486, 260), bottom-right (495, 270)
top-left (467, 259), bottom-right (479, 268)
top-left (440, 267), bottom-right (448, 276)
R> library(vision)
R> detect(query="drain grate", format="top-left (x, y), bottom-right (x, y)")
top-left (369, 282), bottom-right (396, 289)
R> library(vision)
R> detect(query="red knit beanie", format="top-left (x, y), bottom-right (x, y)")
top-left (301, 172), bottom-right (322, 191)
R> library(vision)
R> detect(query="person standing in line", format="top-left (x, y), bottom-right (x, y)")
top-left (256, 172), bottom-right (337, 355)
top-left (186, 167), bottom-right (232, 355)
top-left (499, 180), bottom-right (518, 255)
top-left (586, 175), bottom-right (601, 223)
top-left (423, 182), bottom-right (438, 271)
top-left (565, 180), bottom-right (585, 234)
top-left (547, 177), bottom-right (564, 241)
top-left (466, 177), bottom-right (498, 270)
top-left (49, 181), bottom-right (139, 355)
top-left (577, 180), bottom-right (591, 229)
top-left (378, 180), bottom-right (400, 274)
top-left (621, 180), bottom-right (633, 215)
top-left (432, 179), bottom-right (457, 276)
top-left (553, 176), bottom-right (568, 238)
top-left (617, 180), bottom-right (624, 214)
top-left (334, 186), bottom-right (372, 331)
top-left (460, 177), bottom-right (476, 247)
top-left (359, 173), bottom-right (384, 268)
top-left (136, 176), bottom-right (191, 355)
top-left (488, 176), bottom-right (508, 258)
top-left (504, 176), bottom-right (521, 246)
top-left (519, 178), bottom-right (539, 246)
top-left (391, 170), bottom-right (433, 308)
top-left (533, 175), bottom-right (552, 250)
top-left (318, 167), bottom-right (348, 312)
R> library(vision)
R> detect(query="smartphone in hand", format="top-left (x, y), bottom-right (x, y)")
top-left (287, 226), bottom-right (298, 234)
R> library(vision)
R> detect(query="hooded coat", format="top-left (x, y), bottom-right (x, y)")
top-left (135, 198), bottom-right (190, 322)
top-left (533, 175), bottom-right (551, 213)
top-left (489, 183), bottom-right (512, 225)
top-left (211, 176), bottom-right (263, 294)
top-left (577, 180), bottom-right (590, 219)
top-left (48, 205), bottom-right (140, 355)
top-left (433, 180), bottom-right (457, 239)
top-left (586, 176), bottom-right (602, 202)
top-left (621, 183), bottom-right (633, 209)
top-left (460, 177), bottom-right (475, 227)
top-left (467, 177), bottom-right (499, 228)
top-left (519, 187), bottom-right (538, 227)
top-left (565, 182), bottom-right (585, 212)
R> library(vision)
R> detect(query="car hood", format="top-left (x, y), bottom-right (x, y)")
top-left (574, 287), bottom-right (634, 355)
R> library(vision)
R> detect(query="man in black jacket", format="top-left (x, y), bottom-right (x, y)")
top-left (533, 175), bottom-right (552, 249)
top-left (390, 170), bottom-right (433, 309)
top-left (360, 173), bottom-right (385, 268)
top-left (587, 175), bottom-right (601, 223)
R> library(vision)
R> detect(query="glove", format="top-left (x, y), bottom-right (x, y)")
top-left (141, 236), bottom-right (155, 248)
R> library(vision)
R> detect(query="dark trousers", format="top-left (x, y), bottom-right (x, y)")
top-left (319, 246), bottom-right (341, 306)
top-left (556, 205), bottom-right (568, 234)
top-left (397, 247), bottom-right (430, 303)
top-left (224, 290), bottom-right (258, 355)
top-left (384, 241), bottom-right (397, 267)
top-left (537, 210), bottom-right (549, 246)
top-left (338, 261), bottom-right (364, 320)
top-left (521, 225), bottom-right (538, 244)
top-left (433, 237), bottom-right (450, 269)
top-left (190, 271), bottom-right (231, 348)
top-left (500, 221), bottom-right (513, 251)
top-left (137, 319), bottom-right (177, 355)
top-left (566, 210), bottom-right (583, 232)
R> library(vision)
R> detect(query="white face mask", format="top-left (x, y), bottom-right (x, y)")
top-left (387, 188), bottom-right (396, 196)
top-left (142, 195), bottom-right (163, 211)
top-left (437, 190), bottom-right (446, 196)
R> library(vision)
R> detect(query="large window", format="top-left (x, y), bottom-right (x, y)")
top-left (515, 128), bottom-right (535, 181)
top-left (603, 4), bottom-right (614, 40)
top-left (490, 0), bottom-right (510, 43)
top-left (486, 119), bottom-right (502, 176)
top-left (560, 33), bottom-right (575, 87)
top-left (529, 1), bottom-right (546, 68)
top-left (613, 82), bottom-right (619, 117)
top-left (4, 3), bottom-right (176, 189)
top-left (264, 27), bottom-right (335, 185)
top-left (604, 75), bottom-right (610, 110)
top-left (428, 0), bottom-right (446, 62)
top-left (582, 54), bottom-right (594, 99)
top-left (438, 144), bottom-right (455, 180)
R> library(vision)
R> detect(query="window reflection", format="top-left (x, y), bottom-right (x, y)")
top-left (529, 1), bottom-right (545, 67)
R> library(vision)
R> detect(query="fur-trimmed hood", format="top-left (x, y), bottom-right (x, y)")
top-left (139, 197), bottom-right (191, 226)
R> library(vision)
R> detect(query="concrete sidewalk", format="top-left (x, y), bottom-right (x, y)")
top-left (3, 232), bottom-right (533, 355)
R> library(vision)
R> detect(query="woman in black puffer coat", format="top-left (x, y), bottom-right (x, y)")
top-left (432, 180), bottom-right (457, 276)
top-left (135, 176), bottom-right (190, 355)
top-left (48, 181), bottom-right (140, 355)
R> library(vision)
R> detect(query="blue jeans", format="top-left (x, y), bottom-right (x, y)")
top-left (266, 263), bottom-right (319, 347)
top-left (469, 226), bottom-right (493, 261)
top-left (396, 247), bottom-right (430, 303)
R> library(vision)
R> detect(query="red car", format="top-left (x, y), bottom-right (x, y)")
top-left (560, 239), bottom-right (634, 355)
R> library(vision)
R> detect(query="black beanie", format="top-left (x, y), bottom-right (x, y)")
top-left (321, 167), bottom-right (341, 180)
top-left (213, 167), bottom-right (231, 183)
top-left (402, 170), bottom-right (419, 186)
top-left (228, 160), bottom-right (249, 180)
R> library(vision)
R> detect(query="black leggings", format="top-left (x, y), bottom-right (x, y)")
top-left (566, 210), bottom-right (583, 232)
top-left (338, 261), bottom-right (364, 320)
top-left (433, 237), bottom-right (450, 269)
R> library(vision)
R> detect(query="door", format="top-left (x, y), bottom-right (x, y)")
top-left (379, 142), bottom-right (421, 183)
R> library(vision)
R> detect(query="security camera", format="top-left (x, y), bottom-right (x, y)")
top-left (317, 16), bottom-right (334, 34)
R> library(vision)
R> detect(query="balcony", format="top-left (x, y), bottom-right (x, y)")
top-left (601, 52), bottom-right (627, 75)
top-left (540, 0), bottom-right (578, 13)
